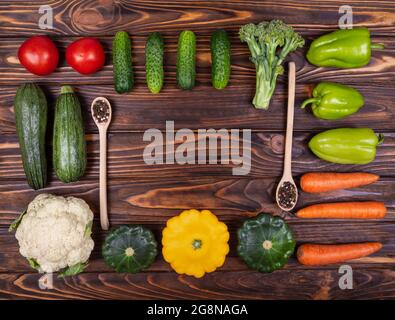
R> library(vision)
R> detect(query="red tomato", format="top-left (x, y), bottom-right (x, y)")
top-left (66, 38), bottom-right (105, 75)
top-left (18, 36), bottom-right (59, 76)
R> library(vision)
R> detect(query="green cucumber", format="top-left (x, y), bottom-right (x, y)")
top-left (176, 30), bottom-right (196, 90)
top-left (145, 32), bottom-right (164, 94)
top-left (53, 86), bottom-right (86, 183)
top-left (211, 29), bottom-right (230, 89)
top-left (14, 83), bottom-right (47, 190)
top-left (113, 31), bottom-right (134, 93)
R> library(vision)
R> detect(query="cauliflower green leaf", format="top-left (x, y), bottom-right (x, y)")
top-left (9, 210), bottom-right (26, 232)
top-left (58, 262), bottom-right (89, 278)
top-left (84, 221), bottom-right (93, 237)
top-left (27, 258), bottom-right (41, 271)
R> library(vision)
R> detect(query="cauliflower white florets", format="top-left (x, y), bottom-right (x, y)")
top-left (15, 194), bottom-right (94, 274)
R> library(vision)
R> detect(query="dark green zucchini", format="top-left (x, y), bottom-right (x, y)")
top-left (53, 86), bottom-right (86, 183)
top-left (14, 83), bottom-right (48, 190)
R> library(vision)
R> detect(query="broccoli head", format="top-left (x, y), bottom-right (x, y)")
top-left (239, 20), bottom-right (304, 109)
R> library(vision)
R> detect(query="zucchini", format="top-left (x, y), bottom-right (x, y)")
top-left (176, 30), bottom-right (196, 90)
top-left (211, 29), bottom-right (230, 89)
top-left (53, 86), bottom-right (86, 183)
top-left (145, 32), bottom-right (164, 94)
top-left (14, 83), bottom-right (47, 190)
top-left (113, 31), bottom-right (134, 93)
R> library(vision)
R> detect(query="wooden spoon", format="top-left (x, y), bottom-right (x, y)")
top-left (276, 62), bottom-right (298, 211)
top-left (91, 97), bottom-right (112, 230)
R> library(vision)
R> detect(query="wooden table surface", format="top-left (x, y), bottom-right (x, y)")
top-left (0, 0), bottom-right (394, 300)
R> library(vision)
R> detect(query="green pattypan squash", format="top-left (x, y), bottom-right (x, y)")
top-left (102, 225), bottom-right (158, 273)
top-left (237, 214), bottom-right (295, 273)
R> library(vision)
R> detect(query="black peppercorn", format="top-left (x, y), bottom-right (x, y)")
top-left (278, 181), bottom-right (297, 209)
top-left (92, 99), bottom-right (110, 123)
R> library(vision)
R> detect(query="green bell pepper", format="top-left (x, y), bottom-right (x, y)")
top-left (306, 28), bottom-right (384, 68)
top-left (301, 82), bottom-right (365, 120)
top-left (309, 128), bottom-right (384, 164)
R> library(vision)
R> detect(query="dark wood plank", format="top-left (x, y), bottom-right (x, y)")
top-left (1, 252), bottom-right (394, 275)
top-left (1, 132), bottom-right (394, 180)
top-left (0, 0), bottom-right (394, 302)
top-left (0, 269), bottom-right (394, 300)
top-left (0, 0), bottom-right (394, 36)
top-left (1, 83), bottom-right (395, 134)
top-left (0, 177), bottom-right (394, 224)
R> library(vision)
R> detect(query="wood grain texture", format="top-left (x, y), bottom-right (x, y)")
top-left (1, 132), bottom-right (394, 180)
top-left (0, 0), bottom-right (395, 36)
top-left (0, 0), bottom-right (394, 300)
top-left (1, 83), bottom-right (395, 134)
top-left (1, 250), bottom-right (394, 275)
top-left (0, 269), bottom-right (394, 300)
top-left (0, 177), bottom-right (394, 224)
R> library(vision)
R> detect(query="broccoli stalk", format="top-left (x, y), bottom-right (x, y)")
top-left (240, 20), bottom-right (304, 109)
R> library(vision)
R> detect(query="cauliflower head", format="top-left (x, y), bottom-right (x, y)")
top-left (15, 194), bottom-right (94, 274)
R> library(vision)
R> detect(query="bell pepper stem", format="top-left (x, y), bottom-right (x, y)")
top-left (301, 97), bottom-right (319, 109)
top-left (371, 43), bottom-right (385, 50)
top-left (378, 133), bottom-right (385, 145)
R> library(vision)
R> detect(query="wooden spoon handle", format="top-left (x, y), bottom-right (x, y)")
top-left (99, 128), bottom-right (109, 230)
top-left (283, 62), bottom-right (296, 177)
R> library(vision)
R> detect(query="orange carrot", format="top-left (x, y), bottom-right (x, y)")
top-left (300, 172), bottom-right (379, 193)
top-left (296, 201), bottom-right (387, 219)
top-left (297, 242), bottom-right (382, 265)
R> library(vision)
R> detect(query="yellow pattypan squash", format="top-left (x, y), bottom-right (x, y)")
top-left (162, 209), bottom-right (230, 278)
